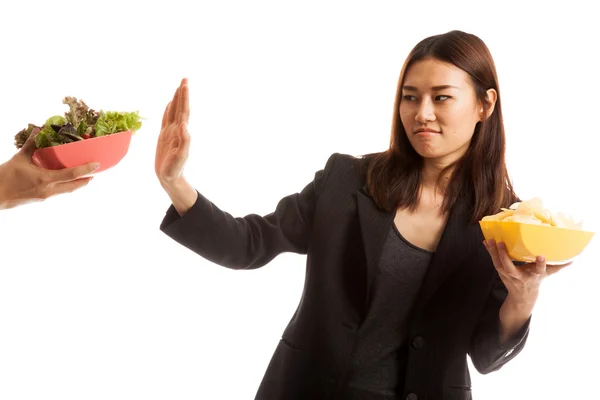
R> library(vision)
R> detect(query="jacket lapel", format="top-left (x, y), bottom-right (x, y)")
top-left (411, 196), bottom-right (483, 314)
top-left (356, 186), bottom-right (395, 304)
top-left (356, 185), bottom-right (483, 315)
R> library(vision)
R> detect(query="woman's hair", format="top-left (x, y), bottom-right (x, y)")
top-left (363, 30), bottom-right (517, 223)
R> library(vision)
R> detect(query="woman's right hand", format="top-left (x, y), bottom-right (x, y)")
top-left (156, 78), bottom-right (191, 186)
top-left (155, 78), bottom-right (198, 216)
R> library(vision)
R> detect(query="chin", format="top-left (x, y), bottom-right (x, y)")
top-left (411, 144), bottom-right (443, 159)
top-left (410, 140), bottom-right (468, 164)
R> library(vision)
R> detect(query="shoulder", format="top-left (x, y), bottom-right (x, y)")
top-left (322, 152), bottom-right (367, 179)
top-left (315, 152), bottom-right (370, 194)
top-left (324, 152), bottom-right (364, 170)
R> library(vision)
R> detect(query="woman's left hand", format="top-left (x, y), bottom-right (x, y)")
top-left (484, 239), bottom-right (571, 303)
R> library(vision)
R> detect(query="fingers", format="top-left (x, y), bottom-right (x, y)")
top-left (162, 78), bottom-right (189, 129)
top-left (45, 177), bottom-right (93, 198)
top-left (495, 242), bottom-right (521, 276)
top-left (484, 240), bottom-right (506, 273)
top-left (177, 78), bottom-right (190, 125)
top-left (484, 240), bottom-right (522, 278)
top-left (530, 256), bottom-right (546, 276)
top-left (546, 261), bottom-right (572, 276)
top-left (47, 162), bottom-right (100, 183)
top-left (484, 240), bottom-right (562, 280)
top-left (161, 124), bottom-right (191, 182)
top-left (162, 101), bottom-right (172, 129)
top-left (168, 86), bottom-right (181, 125)
top-left (20, 127), bottom-right (40, 156)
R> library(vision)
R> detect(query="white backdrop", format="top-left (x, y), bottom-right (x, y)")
top-left (0, 1), bottom-right (598, 399)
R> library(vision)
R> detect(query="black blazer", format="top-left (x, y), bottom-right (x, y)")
top-left (160, 153), bottom-right (530, 400)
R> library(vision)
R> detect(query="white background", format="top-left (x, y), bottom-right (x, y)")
top-left (0, 1), bottom-right (598, 399)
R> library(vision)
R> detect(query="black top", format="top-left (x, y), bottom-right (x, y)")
top-left (344, 224), bottom-right (433, 398)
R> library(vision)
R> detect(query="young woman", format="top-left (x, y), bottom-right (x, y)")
top-left (154, 30), bottom-right (570, 400)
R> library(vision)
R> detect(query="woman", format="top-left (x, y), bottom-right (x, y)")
top-left (155, 30), bottom-right (570, 399)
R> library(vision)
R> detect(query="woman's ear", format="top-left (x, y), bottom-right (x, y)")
top-left (481, 88), bottom-right (498, 121)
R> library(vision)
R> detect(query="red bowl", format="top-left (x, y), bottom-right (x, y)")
top-left (32, 130), bottom-right (133, 173)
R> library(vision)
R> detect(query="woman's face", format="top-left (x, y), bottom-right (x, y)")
top-left (399, 57), bottom-right (492, 167)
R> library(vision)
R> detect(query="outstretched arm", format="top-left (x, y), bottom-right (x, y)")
top-left (155, 78), bottom-right (337, 270)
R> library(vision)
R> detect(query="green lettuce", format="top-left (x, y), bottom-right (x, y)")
top-left (35, 115), bottom-right (67, 148)
top-left (13, 97), bottom-right (143, 149)
top-left (94, 111), bottom-right (143, 137)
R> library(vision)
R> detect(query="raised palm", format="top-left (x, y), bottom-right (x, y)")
top-left (155, 78), bottom-right (191, 184)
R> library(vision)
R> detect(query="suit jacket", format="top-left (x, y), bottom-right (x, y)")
top-left (160, 153), bottom-right (530, 400)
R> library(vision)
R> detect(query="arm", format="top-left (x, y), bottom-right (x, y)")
top-left (159, 154), bottom-right (337, 270)
top-left (468, 273), bottom-right (531, 374)
top-left (161, 177), bottom-right (198, 217)
top-left (155, 78), bottom-right (338, 270)
top-left (471, 239), bottom-right (571, 373)
top-left (499, 288), bottom-right (536, 344)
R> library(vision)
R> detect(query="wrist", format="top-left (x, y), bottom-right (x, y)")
top-left (160, 177), bottom-right (198, 216)
top-left (160, 176), bottom-right (188, 194)
top-left (500, 293), bottom-right (536, 327)
top-left (506, 289), bottom-right (539, 310)
top-left (499, 293), bottom-right (536, 344)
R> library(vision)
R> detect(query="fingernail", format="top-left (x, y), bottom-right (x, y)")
top-left (537, 256), bottom-right (545, 263)
top-left (92, 163), bottom-right (100, 170)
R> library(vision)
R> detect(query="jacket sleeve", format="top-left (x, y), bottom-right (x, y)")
top-left (468, 270), bottom-right (531, 374)
top-left (159, 153), bottom-right (338, 270)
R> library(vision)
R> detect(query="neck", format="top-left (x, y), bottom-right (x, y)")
top-left (421, 159), bottom-right (452, 194)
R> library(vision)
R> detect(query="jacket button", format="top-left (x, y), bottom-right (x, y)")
top-left (412, 336), bottom-right (425, 349)
top-left (406, 393), bottom-right (418, 400)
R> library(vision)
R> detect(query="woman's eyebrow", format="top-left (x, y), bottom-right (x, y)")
top-left (402, 85), bottom-right (460, 91)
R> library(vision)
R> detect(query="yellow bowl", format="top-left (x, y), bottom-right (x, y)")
top-left (479, 220), bottom-right (595, 264)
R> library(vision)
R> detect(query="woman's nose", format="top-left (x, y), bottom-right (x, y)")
top-left (415, 99), bottom-right (436, 123)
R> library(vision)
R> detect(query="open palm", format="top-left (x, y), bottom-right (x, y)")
top-left (155, 78), bottom-right (191, 184)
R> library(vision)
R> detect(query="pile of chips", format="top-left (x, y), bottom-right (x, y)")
top-left (481, 197), bottom-right (583, 230)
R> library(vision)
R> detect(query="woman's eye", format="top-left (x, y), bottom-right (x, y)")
top-left (436, 95), bottom-right (450, 101)
top-left (402, 95), bottom-right (416, 101)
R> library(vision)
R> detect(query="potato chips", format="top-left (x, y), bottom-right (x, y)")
top-left (481, 197), bottom-right (583, 230)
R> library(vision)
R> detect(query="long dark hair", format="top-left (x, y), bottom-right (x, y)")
top-left (363, 30), bottom-right (517, 223)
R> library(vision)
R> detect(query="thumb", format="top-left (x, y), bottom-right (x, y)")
top-left (20, 127), bottom-right (41, 156)
top-left (48, 162), bottom-right (101, 183)
top-left (180, 123), bottom-right (190, 147)
top-left (179, 123), bottom-right (191, 160)
top-left (534, 256), bottom-right (546, 275)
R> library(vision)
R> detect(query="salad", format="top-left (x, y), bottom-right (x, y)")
top-left (14, 97), bottom-right (142, 149)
